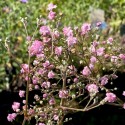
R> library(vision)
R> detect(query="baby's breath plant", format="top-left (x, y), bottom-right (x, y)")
top-left (7, 3), bottom-right (125, 125)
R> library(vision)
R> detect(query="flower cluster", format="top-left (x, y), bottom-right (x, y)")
top-left (7, 3), bottom-right (125, 125)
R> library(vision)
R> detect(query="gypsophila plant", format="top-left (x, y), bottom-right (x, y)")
top-left (7, 3), bottom-right (125, 125)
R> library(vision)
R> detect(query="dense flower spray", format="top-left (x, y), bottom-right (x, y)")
top-left (7, 3), bottom-right (125, 125)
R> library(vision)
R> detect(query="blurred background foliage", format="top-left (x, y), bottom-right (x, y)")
top-left (0, 0), bottom-right (125, 90)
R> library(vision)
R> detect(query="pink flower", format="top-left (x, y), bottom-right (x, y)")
top-left (122, 91), bottom-right (125, 96)
top-left (48, 71), bottom-right (55, 79)
top-left (100, 75), bottom-right (108, 85)
top-left (63, 27), bottom-right (73, 36)
top-left (12, 102), bottom-right (20, 111)
top-left (39, 123), bottom-right (45, 125)
top-left (82, 66), bottom-right (91, 76)
top-left (73, 78), bottom-right (78, 83)
top-left (41, 81), bottom-right (50, 89)
top-left (36, 53), bottom-right (45, 58)
top-left (92, 41), bottom-right (99, 47)
top-left (86, 84), bottom-right (99, 94)
top-left (7, 113), bottom-right (17, 122)
top-left (19, 90), bottom-right (25, 98)
top-left (48, 11), bottom-right (56, 20)
top-left (123, 103), bottom-right (125, 109)
top-left (47, 3), bottom-right (57, 11)
top-left (105, 92), bottom-right (116, 102)
top-left (40, 26), bottom-right (50, 36)
top-left (119, 54), bottom-right (125, 60)
top-left (43, 37), bottom-right (51, 43)
top-left (32, 76), bottom-right (39, 84)
top-left (55, 46), bottom-right (63, 56)
top-left (96, 21), bottom-right (102, 26)
top-left (66, 36), bottom-right (77, 47)
top-left (53, 30), bottom-right (60, 39)
top-left (111, 56), bottom-right (118, 63)
top-left (20, 0), bottom-right (28, 3)
top-left (38, 68), bottom-right (47, 75)
top-left (28, 109), bottom-right (34, 115)
top-left (20, 64), bottom-right (29, 73)
top-left (81, 23), bottom-right (91, 35)
top-left (43, 60), bottom-right (50, 68)
top-left (53, 115), bottom-right (59, 120)
top-left (90, 56), bottom-right (97, 64)
top-left (104, 54), bottom-right (110, 59)
top-left (43, 93), bottom-right (48, 98)
top-left (49, 98), bottom-right (55, 105)
top-left (90, 45), bottom-right (96, 54)
top-left (107, 37), bottom-right (113, 44)
top-left (89, 63), bottom-right (94, 70)
top-left (29, 40), bottom-right (43, 56)
top-left (59, 90), bottom-right (68, 98)
top-left (68, 65), bottom-right (77, 74)
top-left (96, 47), bottom-right (105, 56)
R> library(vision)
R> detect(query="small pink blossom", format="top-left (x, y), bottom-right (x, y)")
top-left (12, 102), bottom-right (20, 111)
top-left (105, 92), bottom-right (116, 102)
top-left (82, 66), bottom-right (91, 76)
top-left (43, 37), bottom-right (51, 43)
top-left (81, 23), bottom-right (91, 35)
top-left (29, 40), bottom-right (43, 56)
top-left (86, 84), bottom-right (99, 94)
top-left (36, 53), bottom-right (45, 58)
top-left (63, 27), bottom-right (73, 36)
top-left (7, 113), bottom-right (17, 122)
top-left (40, 26), bottom-right (50, 36)
top-left (49, 98), bottom-right (55, 105)
top-left (43, 93), bottom-right (48, 98)
top-left (53, 115), bottom-right (59, 121)
top-left (42, 81), bottom-right (50, 89)
top-left (123, 103), bottom-right (125, 109)
top-left (111, 56), bottom-right (118, 63)
top-left (104, 54), bottom-right (110, 59)
top-left (92, 41), bottom-right (99, 47)
top-left (53, 30), bottom-right (60, 39)
top-left (90, 56), bottom-right (97, 64)
top-left (32, 76), bottom-right (39, 84)
top-left (73, 78), bottom-right (78, 83)
top-left (90, 45), bottom-right (96, 54)
top-left (107, 37), bottom-right (113, 44)
top-left (28, 109), bottom-right (34, 115)
top-left (122, 91), bottom-right (125, 96)
top-left (59, 90), bottom-right (68, 98)
top-left (89, 63), bottom-right (94, 70)
top-left (48, 70), bottom-right (55, 79)
top-left (96, 21), bottom-right (102, 26)
top-left (48, 11), bottom-right (56, 20)
top-left (119, 54), bottom-right (125, 60)
top-left (43, 60), bottom-right (50, 68)
top-left (19, 90), bottom-right (25, 98)
top-left (55, 46), bottom-right (63, 56)
top-left (47, 3), bottom-right (57, 11)
top-left (20, 64), bottom-right (29, 73)
top-left (96, 47), bottom-right (105, 56)
top-left (100, 75), bottom-right (108, 85)
top-left (68, 65), bottom-right (77, 74)
top-left (39, 123), bottom-right (45, 125)
top-left (38, 68), bottom-right (47, 75)
top-left (66, 36), bottom-right (77, 47)
top-left (35, 85), bottom-right (39, 89)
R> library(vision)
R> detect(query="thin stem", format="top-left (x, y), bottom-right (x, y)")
top-left (25, 53), bottom-right (31, 117)
top-left (83, 97), bottom-right (93, 110)
top-left (22, 118), bottom-right (26, 125)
